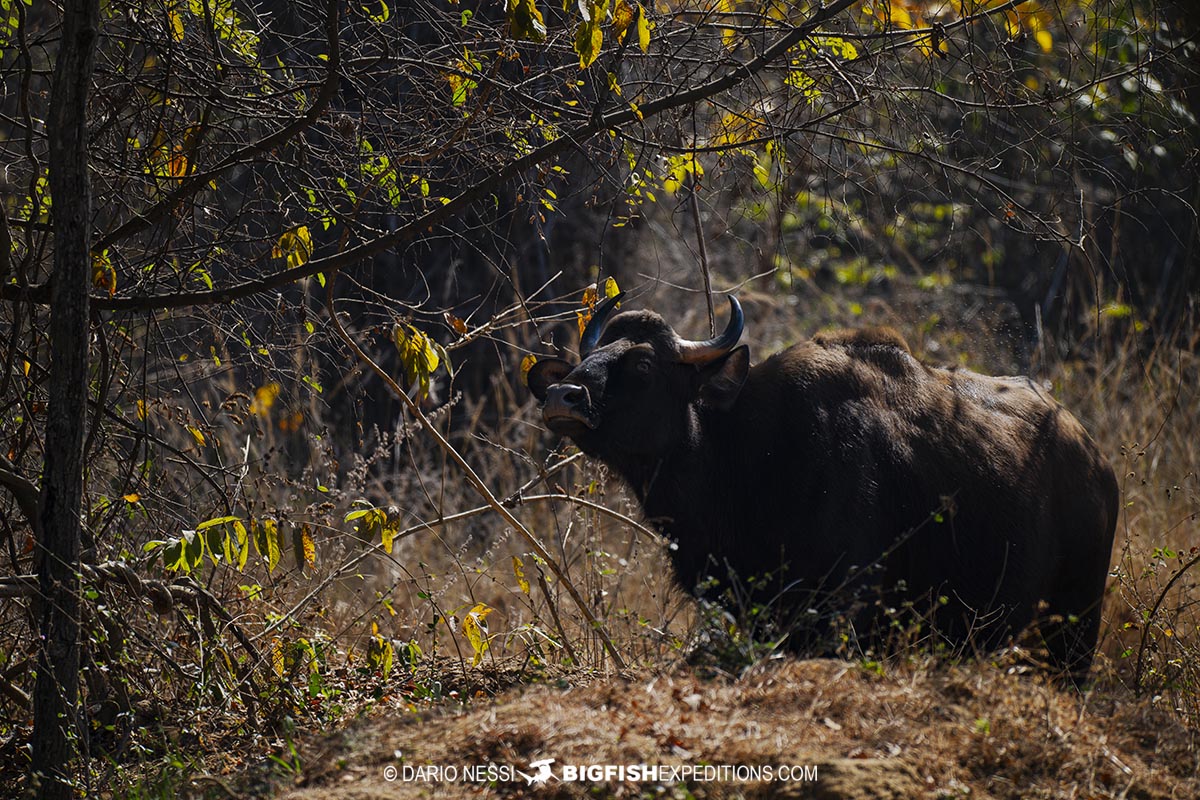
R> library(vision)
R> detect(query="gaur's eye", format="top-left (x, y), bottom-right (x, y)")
top-left (635, 359), bottom-right (652, 375)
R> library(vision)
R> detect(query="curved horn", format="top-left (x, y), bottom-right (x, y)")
top-left (579, 291), bottom-right (625, 356)
top-left (676, 296), bottom-right (744, 365)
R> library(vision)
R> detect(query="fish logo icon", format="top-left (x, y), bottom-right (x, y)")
top-left (517, 758), bottom-right (556, 786)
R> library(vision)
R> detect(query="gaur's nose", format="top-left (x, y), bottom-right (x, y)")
top-left (545, 383), bottom-right (588, 410)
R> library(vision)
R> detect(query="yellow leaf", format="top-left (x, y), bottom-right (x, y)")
top-left (1034, 29), bottom-right (1052, 53)
top-left (392, 323), bottom-right (441, 399)
top-left (271, 638), bottom-right (285, 677)
top-left (581, 284), bottom-right (600, 308)
top-left (250, 382), bottom-right (280, 417)
top-left (381, 518), bottom-right (397, 554)
top-left (123, 492), bottom-right (141, 503)
top-left (613, 0), bottom-right (634, 40)
top-left (92, 250), bottom-right (116, 298)
top-left (607, 71), bottom-right (622, 97)
top-left (186, 425), bottom-right (206, 447)
top-left (168, 10), bottom-right (185, 42)
top-left (603, 276), bottom-right (621, 300)
top-left (814, 35), bottom-right (858, 61)
top-left (445, 311), bottom-right (468, 333)
top-left (512, 556), bottom-right (530, 594)
top-left (717, 0), bottom-right (736, 49)
top-left (575, 281), bottom-right (608, 336)
top-left (461, 602), bottom-right (494, 666)
top-left (1003, 10), bottom-right (1020, 38)
top-left (367, 629), bottom-right (394, 676)
top-left (273, 226), bottom-right (313, 269)
top-left (520, 354), bottom-right (537, 385)
top-left (301, 525), bottom-right (316, 568)
top-left (575, 17), bottom-right (603, 69)
top-left (508, 0), bottom-right (547, 42)
top-left (234, 520), bottom-right (250, 570)
top-left (886, 4), bottom-right (914, 29)
top-left (136, 399), bottom-right (147, 420)
top-left (256, 518), bottom-right (282, 573)
top-left (636, 4), bottom-right (650, 53)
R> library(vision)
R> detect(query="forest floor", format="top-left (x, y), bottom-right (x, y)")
top-left (239, 656), bottom-right (1198, 800)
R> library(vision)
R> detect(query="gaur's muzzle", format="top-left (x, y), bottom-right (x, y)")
top-left (542, 383), bottom-right (596, 432)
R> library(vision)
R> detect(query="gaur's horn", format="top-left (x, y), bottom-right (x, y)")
top-left (580, 292), bottom-right (625, 356)
top-left (676, 296), bottom-right (744, 364)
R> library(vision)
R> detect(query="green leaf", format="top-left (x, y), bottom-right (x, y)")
top-left (235, 520), bottom-right (250, 571)
top-left (197, 514), bottom-right (241, 531)
top-left (164, 540), bottom-right (187, 573)
top-left (367, 627), bottom-right (394, 677)
top-left (348, 507), bottom-right (392, 551)
top-left (184, 531), bottom-right (204, 570)
top-left (255, 518), bottom-right (282, 573)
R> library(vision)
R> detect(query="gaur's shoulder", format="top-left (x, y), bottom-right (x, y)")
top-left (811, 326), bottom-right (912, 353)
top-left (786, 326), bottom-right (919, 382)
top-left (754, 326), bottom-right (922, 392)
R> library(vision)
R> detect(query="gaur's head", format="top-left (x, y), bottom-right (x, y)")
top-left (527, 294), bottom-right (750, 461)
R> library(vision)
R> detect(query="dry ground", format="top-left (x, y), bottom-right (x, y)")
top-left (262, 658), bottom-right (1198, 800)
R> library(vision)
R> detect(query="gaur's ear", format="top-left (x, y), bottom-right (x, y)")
top-left (527, 358), bottom-right (573, 401)
top-left (699, 346), bottom-right (749, 411)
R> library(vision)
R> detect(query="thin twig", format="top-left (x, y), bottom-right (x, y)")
top-left (688, 172), bottom-right (715, 335)
top-left (1135, 550), bottom-right (1200, 694)
top-left (325, 280), bottom-right (628, 670)
top-left (536, 569), bottom-right (580, 667)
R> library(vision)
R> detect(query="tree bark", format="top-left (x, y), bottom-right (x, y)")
top-left (32, 1), bottom-right (98, 798)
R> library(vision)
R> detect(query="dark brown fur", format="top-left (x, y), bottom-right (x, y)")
top-left (530, 311), bottom-right (1118, 675)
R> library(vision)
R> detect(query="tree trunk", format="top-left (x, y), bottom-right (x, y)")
top-left (32, 2), bottom-right (98, 798)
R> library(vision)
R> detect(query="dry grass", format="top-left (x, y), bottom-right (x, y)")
top-left (272, 658), bottom-right (1198, 799)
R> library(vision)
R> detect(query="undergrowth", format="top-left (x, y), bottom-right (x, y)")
top-left (1, 282), bottom-right (1196, 798)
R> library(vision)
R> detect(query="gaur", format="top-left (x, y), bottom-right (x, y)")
top-left (528, 294), bottom-right (1118, 675)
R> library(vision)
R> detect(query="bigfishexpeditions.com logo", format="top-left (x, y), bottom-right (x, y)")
top-left (383, 755), bottom-right (819, 786)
